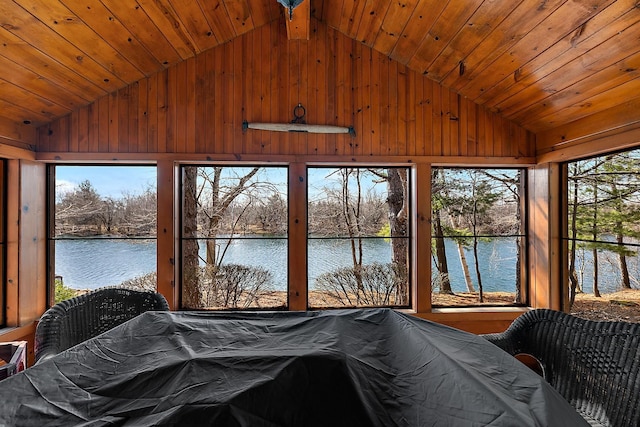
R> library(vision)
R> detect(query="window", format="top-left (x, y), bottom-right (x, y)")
top-left (431, 168), bottom-right (526, 307)
top-left (50, 165), bottom-right (157, 303)
top-left (565, 149), bottom-right (640, 306)
top-left (307, 167), bottom-right (410, 308)
top-left (180, 166), bottom-right (288, 310)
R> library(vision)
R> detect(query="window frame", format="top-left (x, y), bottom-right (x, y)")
top-left (429, 166), bottom-right (529, 308)
top-left (306, 165), bottom-right (413, 309)
top-left (47, 164), bottom-right (158, 305)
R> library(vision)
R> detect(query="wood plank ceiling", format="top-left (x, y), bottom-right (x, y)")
top-left (0, 0), bottom-right (638, 136)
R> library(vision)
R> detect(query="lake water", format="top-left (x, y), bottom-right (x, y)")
top-left (55, 237), bottom-right (639, 294)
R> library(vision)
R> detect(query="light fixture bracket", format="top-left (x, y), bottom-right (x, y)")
top-left (277, 0), bottom-right (304, 20)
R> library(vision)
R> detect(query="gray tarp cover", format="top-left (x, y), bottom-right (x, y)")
top-left (0, 308), bottom-right (588, 426)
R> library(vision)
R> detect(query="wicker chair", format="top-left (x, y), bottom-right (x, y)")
top-left (34, 287), bottom-right (170, 364)
top-left (483, 309), bottom-right (640, 427)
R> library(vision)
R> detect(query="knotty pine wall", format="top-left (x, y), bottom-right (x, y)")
top-left (37, 20), bottom-right (534, 159)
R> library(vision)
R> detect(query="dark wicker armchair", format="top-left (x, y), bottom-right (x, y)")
top-left (34, 287), bottom-right (170, 364)
top-left (483, 309), bottom-right (640, 427)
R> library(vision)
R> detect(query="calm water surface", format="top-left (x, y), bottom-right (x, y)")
top-left (55, 237), bottom-right (638, 293)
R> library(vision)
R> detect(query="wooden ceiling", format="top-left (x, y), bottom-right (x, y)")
top-left (0, 0), bottom-right (639, 139)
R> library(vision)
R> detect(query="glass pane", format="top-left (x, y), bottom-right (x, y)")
top-left (307, 167), bottom-right (410, 308)
top-left (53, 166), bottom-right (158, 301)
top-left (566, 150), bottom-right (640, 310)
top-left (431, 168), bottom-right (524, 307)
top-left (181, 166), bottom-right (288, 309)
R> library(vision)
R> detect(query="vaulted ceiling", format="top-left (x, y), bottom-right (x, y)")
top-left (1, 0), bottom-right (639, 140)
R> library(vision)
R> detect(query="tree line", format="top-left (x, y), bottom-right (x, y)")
top-left (567, 150), bottom-right (640, 304)
top-left (56, 180), bottom-right (156, 237)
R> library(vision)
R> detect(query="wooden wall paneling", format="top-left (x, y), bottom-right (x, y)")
top-left (297, 39), bottom-right (310, 155)
top-left (324, 29), bottom-right (339, 156)
top-left (77, 107), bottom-right (89, 152)
top-left (213, 43), bottom-right (224, 154)
top-left (185, 59), bottom-right (197, 155)
top-left (305, 19), bottom-right (320, 156)
top-left (18, 160), bottom-right (46, 324)
top-left (174, 60), bottom-right (187, 153)
top-left (137, 79), bottom-right (148, 155)
top-left (165, 65), bottom-right (177, 153)
top-left (412, 71), bottom-right (423, 156)
top-left (224, 38), bottom-right (237, 154)
top-left (157, 69), bottom-right (169, 154)
top-left (5, 160), bottom-right (19, 326)
top-left (269, 24), bottom-right (283, 155)
top-left (458, 94), bottom-right (468, 157)
top-left (405, 66), bottom-right (415, 157)
top-left (96, 95), bottom-right (109, 152)
top-left (338, 31), bottom-right (354, 156)
top-left (286, 41), bottom-right (301, 155)
top-left (431, 83), bottom-right (442, 156)
top-left (257, 24), bottom-right (270, 155)
top-left (422, 78), bottom-right (433, 156)
top-left (68, 110), bottom-right (79, 153)
top-left (194, 52), bottom-right (208, 154)
top-left (349, 40), bottom-right (360, 155)
top-left (87, 103), bottom-right (98, 152)
top-left (465, 99), bottom-right (477, 156)
top-left (476, 105), bottom-right (486, 157)
top-left (360, 44), bottom-right (373, 156)
top-left (117, 86), bottom-right (130, 153)
top-left (48, 116), bottom-right (69, 154)
top-left (146, 73), bottom-right (159, 153)
top-left (441, 87), bottom-right (452, 156)
top-left (371, 50), bottom-right (385, 157)
top-left (271, 24), bottom-right (287, 156)
top-left (389, 57), bottom-right (400, 156)
top-left (491, 114), bottom-right (502, 157)
top-left (450, 91), bottom-right (460, 156)
top-left (108, 92), bottom-right (118, 152)
top-left (198, 50), bottom-right (212, 154)
top-left (232, 40), bottom-right (245, 155)
top-left (241, 30), bottom-right (254, 155)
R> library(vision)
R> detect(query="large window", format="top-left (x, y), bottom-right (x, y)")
top-left (50, 166), bottom-right (157, 303)
top-left (566, 150), bottom-right (640, 306)
top-left (180, 166), bottom-right (288, 310)
top-left (431, 168), bottom-right (526, 307)
top-left (307, 167), bottom-right (410, 308)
